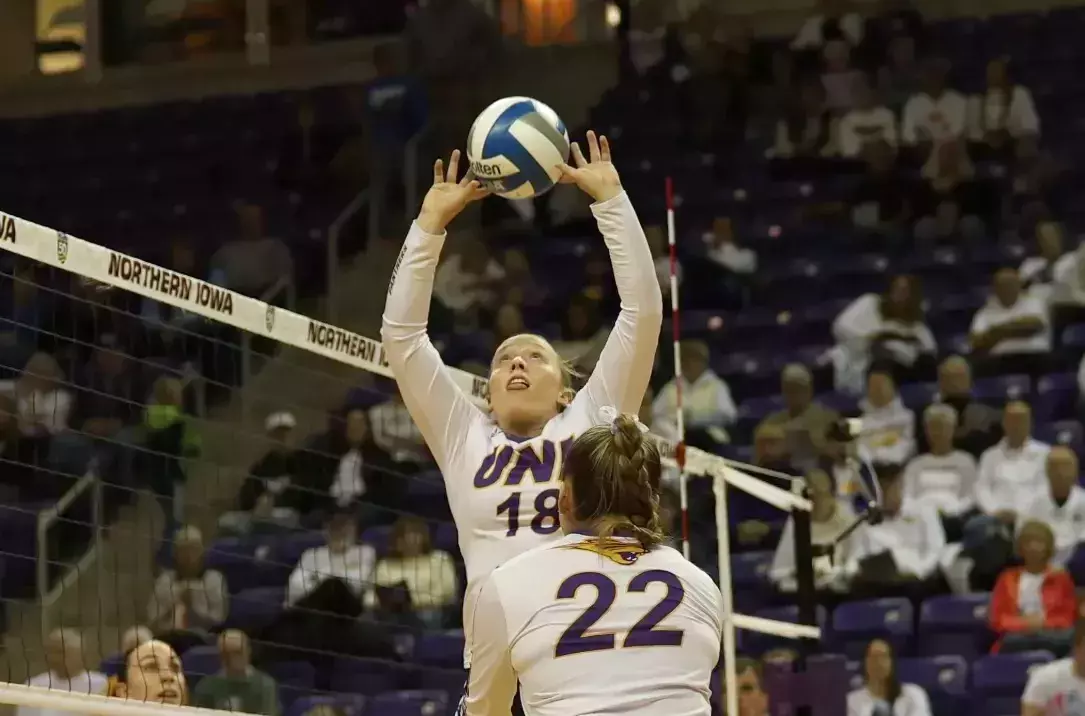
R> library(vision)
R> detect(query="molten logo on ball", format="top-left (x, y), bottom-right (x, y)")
top-left (466, 96), bottom-right (569, 200)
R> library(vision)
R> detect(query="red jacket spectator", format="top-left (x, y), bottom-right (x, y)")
top-left (989, 565), bottom-right (1076, 652)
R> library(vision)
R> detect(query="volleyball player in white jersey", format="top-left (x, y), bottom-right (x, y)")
top-left (463, 413), bottom-right (723, 716)
top-left (381, 132), bottom-right (662, 668)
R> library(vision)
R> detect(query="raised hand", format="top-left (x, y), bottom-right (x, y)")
top-left (417, 149), bottom-right (489, 234)
top-left (557, 130), bottom-right (623, 203)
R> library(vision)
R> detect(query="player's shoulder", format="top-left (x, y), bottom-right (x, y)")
top-left (652, 545), bottom-right (721, 594)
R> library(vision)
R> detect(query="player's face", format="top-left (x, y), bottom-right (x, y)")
top-left (489, 335), bottom-right (566, 429)
top-left (117, 640), bottom-right (186, 705)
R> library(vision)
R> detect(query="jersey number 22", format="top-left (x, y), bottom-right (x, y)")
top-left (554, 570), bottom-right (685, 657)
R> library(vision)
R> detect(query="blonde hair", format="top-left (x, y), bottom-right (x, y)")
top-left (1017, 520), bottom-right (1056, 561)
top-left (562, 414), bottom-right (664, 550)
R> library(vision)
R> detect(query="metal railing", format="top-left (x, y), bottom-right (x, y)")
top-left (37, 468), bottom-right (103, 632)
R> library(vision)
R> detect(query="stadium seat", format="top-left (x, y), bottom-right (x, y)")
top-left (331, 656), bottom-right (407, 696)
top-left (181, 645), bottom-right (221, 688)
top-left (970, 651), bottom-right (1055, 716)
top-left (730, 550), bottom-right (774, 596)
top-left (972, 374), bottom-right (1030, 402)
top-left (205, 537), bottom-right (275, 593)
top-left (899, 382), bottom-right (939, 410)
top-left (897, 655), bottom-right (969, 715)
top-left (226, 586), bottom-right (287, 631)
top-left (918, 594), bottom-right (991, 658)
top-left (369, 689), bottom-right (450, 716)
top-left (418, 667), bottom-right (467, 698)
top-left (266, 661), bottom-right (316, 707)
top-left (831, 598), bottom-right (914, 659)
top-left (285, 694), bottom-right (367, 716)
top-left (414, 630), bottom-right (467, 670)
top-left (1036, 420), bottom-right (1085, 450)
top-left (1034, 373), bottom-right (1078, 422)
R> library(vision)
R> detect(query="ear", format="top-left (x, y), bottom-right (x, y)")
top-left (557, 388), bottom-right (576, 410)
top-left (558, 481), bottom-right (573, 514)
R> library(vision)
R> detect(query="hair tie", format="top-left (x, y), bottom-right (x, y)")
top-left (598, 406), bottom-right (650, 435)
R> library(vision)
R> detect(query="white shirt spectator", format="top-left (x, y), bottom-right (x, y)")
top-left (1019, 484), bottom-right (1085, 566)
top-left (902, 91), bottom-right (968, 145)
top-left (1021, 252), bottom-right (1075, 304)
top-left (1021, 658), bottom-right (1085, 714)
top-left (902, 451), bottom-right (978, 516)
top-left (858, 396), bottom-right (916, 466)
top-left (18, 670), bottom-right (110, 716)
top-left (838, 107), bottom-right (899, 158)
top-left (846, 503), bottom-right (946, 579)
top-left (369, 399), bottom-right (427, 463)
top-left (975, 438), bottom-right (1051, 515)
top-left (968, 85), bottom-right (1040, 140)
top-left (707, 242), bottom-right (758, 275)
top-left (330, 450), bottom-right (367, 506)
top-left (791, 13), bottom-right (864, 49)
top-left (147, 568), bottom-right (229, 631)
top-left (433, 254), bottom-right (505, 312)
top-left (1053, 245), bottom-right (1085, 307)
top-left (363, 550), bottom-right (458, 609)
top-left (286, 542), bottom-right (377, 606)
top-left (846, 683), bottom-right (933, 716)
top-left (969, 294), bottom-right (1051, 355)
top-left (18, 389), bottom-right (72, 436)
top-left (652, 370), bottom-right (737, 442)
top-left (770, 500), bottom-right (855, 591)
top-left (831, 293), bottom-right (936, 395)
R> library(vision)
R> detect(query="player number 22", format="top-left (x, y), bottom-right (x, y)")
top-left (496, 489), bottom-right (560, 536)
top-left (554, 570), bottom-right (685, 657)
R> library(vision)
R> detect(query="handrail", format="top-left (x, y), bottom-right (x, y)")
top-left (403, 122), bottom-right (433, 222)
top-left (326, 188), bottom-right (371, 324)
top-left (37, 468), bottom-right (103, 632)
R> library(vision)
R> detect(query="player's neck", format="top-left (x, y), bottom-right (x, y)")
top-left (498, 415), bottom-right (549, 440)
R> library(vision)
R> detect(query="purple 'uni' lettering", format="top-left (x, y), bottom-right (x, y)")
top-left (474, 445), bottom-right (514, 488)
top-left (472, 437), bottom-right (576, 489)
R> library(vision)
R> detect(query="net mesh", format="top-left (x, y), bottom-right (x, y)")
top-left (0, 210), bottom-right (808, 716)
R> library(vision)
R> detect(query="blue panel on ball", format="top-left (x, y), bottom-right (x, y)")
top-left (481, 101), bottom-right (555, 197)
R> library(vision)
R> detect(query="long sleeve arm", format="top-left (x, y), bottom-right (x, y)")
top-left (954, 456), bottom-right (979, 514)
top-left (465, 577), bottom-right (518, 716)
top-left (146, 573), bottom-right (177, 627)
top-left (382, 223), bottom-right (488, 475)
top-left (195, 571), bottom-right (228, 626)
top-left (975, 450), bottom-right (1002, 515)
top-left (574, 192), bottom-right (664, 416)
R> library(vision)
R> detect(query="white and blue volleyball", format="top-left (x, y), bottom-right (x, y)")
top-left (466, 97), bottom-right (570, 199)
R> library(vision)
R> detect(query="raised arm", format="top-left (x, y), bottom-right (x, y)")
top-left (560, 132), bottom-right (663, 415)
top-left (382, 151), bottom-right (490, 472)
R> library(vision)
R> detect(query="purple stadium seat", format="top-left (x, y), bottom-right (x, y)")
top-left (432, 522), bottom-right (459, 555)
top-left (266, 661), bottom-right (316, 706)
top-left (1034, 373), bottom-right (1079, 422)
top-left (970, 651), bottom-right (1054, 716)
top-left (897, 655), bottom-right (969, 714)
top-left (1061, 324), bottom-right (1085, 351)
top-left (831, 598), bottom-right (914, 658)
top-left (287, 695), bottom-right (367, 716)
top-left (731, 550), bottom-right (773, 593)
top-left (971, 374), bottom-right (1030, 402)
top-left (414, 631), bottom-right (466, 669)
top-left (227, 587), bottom-right (286, 630)
top-left (181, 646), bottom-right (221, 687)
top-left (369, 690), bottom-right (449, 716)
top-left (898, 382), bottom-right (938, 410)
top-left (272, 531), bottom-right (327, 571)
top-left (361, 525), bottom-right (394, 555)
top-left (99, 653), bottom-right (124, 677)
top-left (418, 667), bottom-right (467, 697)
top-left (918, 594), bottom-right (991, 658)
top-left (331, 656), bottom-right (406, 696)
top-left (1035, 420), bottom-right (1085, 450)
top-left (205, 538), bottom-right (276, 593)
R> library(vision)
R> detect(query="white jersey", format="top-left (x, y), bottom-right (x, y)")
top-left (382, 191), bottom-right (662, 662)
top-left (464, 533), bottom-right (723, 716)
top-left (1021, 658), bottom-right (1085, 714)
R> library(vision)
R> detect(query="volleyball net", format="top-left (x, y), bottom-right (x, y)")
top-left (0, 209), bottom-right (819, 716)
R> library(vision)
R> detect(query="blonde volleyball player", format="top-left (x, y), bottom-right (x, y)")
top-left (381, 132), bottom-right (662, 681)
top-left (463, 412), bottom-right (723, 716)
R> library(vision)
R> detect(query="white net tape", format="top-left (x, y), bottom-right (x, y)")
top-left (0, 210), bottom-right (818, 715)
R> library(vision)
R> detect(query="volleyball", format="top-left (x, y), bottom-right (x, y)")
top-left (466, 96), bottom-right (570, 199)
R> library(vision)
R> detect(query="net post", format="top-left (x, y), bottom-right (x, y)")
top-left (790, 479), bottom-right (818, 716)
top-left (665, 175), bottom-right (690, 561)
top-left (713, 471), bottom-right (739, 716)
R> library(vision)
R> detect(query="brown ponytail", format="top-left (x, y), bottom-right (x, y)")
top-left (563, 413), bottom-right (665, 550)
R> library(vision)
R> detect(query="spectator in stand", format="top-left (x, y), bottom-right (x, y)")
top-left (969, 267), bottom-right (1052, 376)
top-left (857, 368), bottom-right (916, 466)
top-left (969, 57), bottom-right (1040, 159)
top-left (726, 658), bottom-right (770, 716)
top-left (652, 340), bottom-right (737, 445)
top-left (147, 526), bottom-right (228, 656)
top-left (493, 303), bottom-right (526, 347)
top-left (770, 468), bottom-right (854, 593)
top-left (1020, 221), bottom-right (1070, 305)
top-left (551, 295), bottom-right (610, 374)
top-left (499, 248), bottom-right (544, 310)
top-left (219, 411), bottom-right (302, 537)
top-left (902, 60), bottom-right (968, 155)
top-left (1010, 136), bottom-right (1064, 219)
top-left (846, 465), bottom-right (948, 599)
top-left (847, 639), bottom-right (933, 716)
top-left (966, 401), bottom-right (1050, 589)
top-left (120, 625), bottom-right (153, 655)
top-left (849, 141), bottom-right (913, 244)
top-left (705, 217), bottom-right (758, 276)
top-left (919, 356), bottom-right (1002, 457)
top-left (791, 0), bottom-right (864, 52)
top-left (18, 629), bottom-right (109, 716)
top-left (286, 510), bottom-right (375, 608)
top-left (309, 408), bottom-right (401, 519)
top-left (877, 35), bottom-right (922, 111)
top-left (820, 40), bottom-right (865, 113)
top-left (989, 520), bottom-right (1076, 656)
top-left (0, 263), bottom-right (43, 377)
top-left (838, 75), bottom-right (898, 159)
top-left (770, 82), bottom-right (839, 160)
top-left (1020, 618), bottom-right (1085, 714)
top-left (1019, 447), bottom-right (1085, 566)
top-left (731, 423), bottom-right (800, 549)
top-left (365, 515), bottom-right (457, 629)
top-left (432, 238), bottom-right (505, 331)
top-left (902, 404), bottom-right (979, 541)
top-left (192, 630), bottom-right (279, 715)
top-left (913, 139), bottom-right (990, 244)
top-left (16, 352), bottom-right (76, 498)
top-left (758, 364), bottom-right (839, 472)
top-left (368, 392), bottom-right (428, 467)
top-left (831, 275), bottom-right (936, 394)
top-left (212, 204), bottom-right (293, 299)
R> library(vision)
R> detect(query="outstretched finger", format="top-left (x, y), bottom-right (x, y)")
top-left (599, 135), bottom-right (612, 163)
top-left (570, 142), bottom-right (588, 169)
top-left (459, 166), bottom-right (476, 187)
top-left (466, 180), bottom-right (490, 201)
top-left (446, 149), bottom-right (461, 184)
top-left (556, 163), bottom-right (578, 183)
top-left (433, 159), bottom-right (444, 185)
top-left (586, 130), bottom-right (601, 163)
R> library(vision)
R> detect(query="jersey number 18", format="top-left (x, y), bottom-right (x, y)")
top-left (496, 489), bottom-right (560, 536)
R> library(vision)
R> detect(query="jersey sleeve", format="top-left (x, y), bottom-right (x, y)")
top-left (574, 191), bottom-right (663, 417)
top-left (464, 575), bottom-right (519, 716)
top-left (381, 222), bottom-right (488, 474)
top-left (1021, 663), bottom-right (1056, 707)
